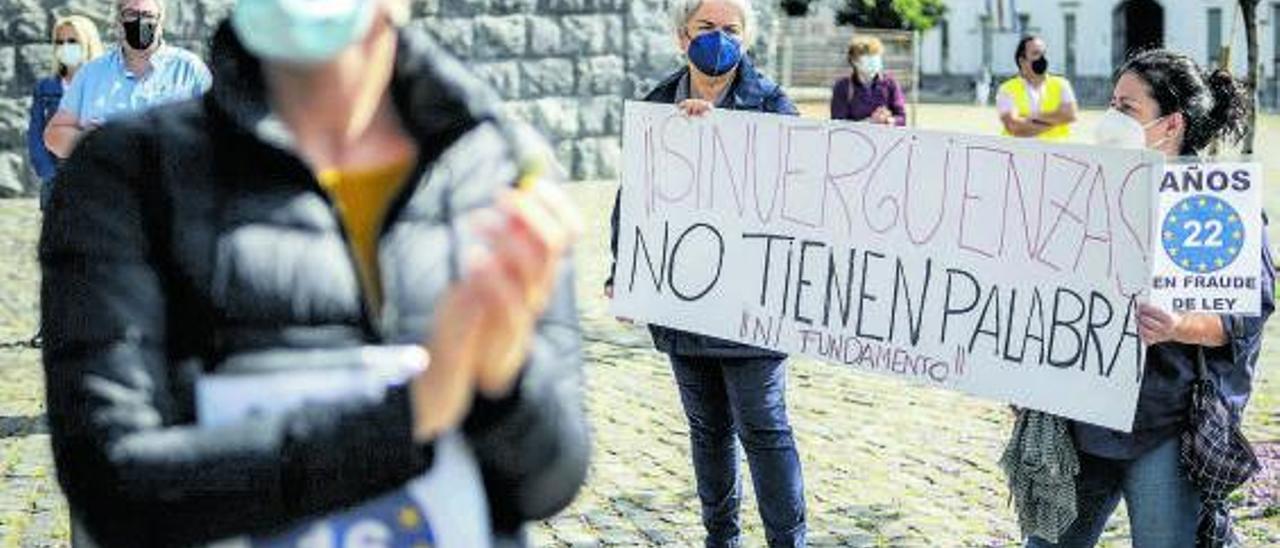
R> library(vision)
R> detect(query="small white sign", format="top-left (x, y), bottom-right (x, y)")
top-left (199, 346), bottom-right (491, 548)
top-left (1150, 162), bottom-right (1264, 316)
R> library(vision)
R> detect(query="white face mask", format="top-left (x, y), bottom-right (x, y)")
top-left (232, 0), bottom-right (380, 66)
top-left (1093, 108), bottom-right (1166, 150)
top-left (856, 56), bottom-right (883, 78)
top-left (56, 44), bottom-right (85, 68)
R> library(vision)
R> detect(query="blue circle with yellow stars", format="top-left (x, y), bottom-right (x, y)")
top-left (1162, 194), bottom-right (1244, 274)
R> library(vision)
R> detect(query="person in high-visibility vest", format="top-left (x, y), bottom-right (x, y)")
top-left (996, 35), bottom-right (1078, 140)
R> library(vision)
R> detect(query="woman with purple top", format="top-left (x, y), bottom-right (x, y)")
top-left (830, 35), bottom-right (906, 125)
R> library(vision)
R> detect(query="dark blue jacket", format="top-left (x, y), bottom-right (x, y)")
top-left (27, 76), bottom-right (63, 206)
top-left (608, 55), bottom-right (797, 358)
top-left (1074, 221), bottom-right (1276, 459)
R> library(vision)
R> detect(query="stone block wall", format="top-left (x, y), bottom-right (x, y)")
top-left (0, 0), bottom-right (234, 195)
top-left (0, 0), bottom-right (779, 195)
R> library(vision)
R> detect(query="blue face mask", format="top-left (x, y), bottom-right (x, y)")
top-left (856, 55), bottom-right (883, 78)
top-left (231, 0), bottom-right (378, 66)
top-left (687, 30), bottom-right (743, 77)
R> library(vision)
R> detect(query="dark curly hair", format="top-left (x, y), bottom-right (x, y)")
top-left (1115, 49), bottom-right (1249, 156)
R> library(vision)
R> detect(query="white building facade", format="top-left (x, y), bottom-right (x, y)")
top-left (916, 0), bottom-right (1280, 106)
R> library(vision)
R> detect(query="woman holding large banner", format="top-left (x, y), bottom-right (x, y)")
top-left (1021, 49), bottom-right (1275, 548)
top-left (606, 1), bottom-right (806, 546)
top-left (40, 0), bottom-right (589, 545)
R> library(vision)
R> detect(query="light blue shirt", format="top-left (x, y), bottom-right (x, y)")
top-left (59, 44), bottom-right (212, 125)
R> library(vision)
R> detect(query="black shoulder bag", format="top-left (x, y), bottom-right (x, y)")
top-left (1180, 347), bottom-right (1261, 547)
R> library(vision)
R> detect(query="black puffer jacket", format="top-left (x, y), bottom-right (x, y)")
top-left (40, 23), bottom-right (588, 547)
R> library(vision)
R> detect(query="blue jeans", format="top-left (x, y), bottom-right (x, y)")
top-left (1026, 437), bottom-right (1201, 548)
top-left (669, 355), bottom-right (806, 548)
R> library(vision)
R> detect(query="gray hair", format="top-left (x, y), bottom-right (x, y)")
top-left (670, 0), bottom-right (757, 47)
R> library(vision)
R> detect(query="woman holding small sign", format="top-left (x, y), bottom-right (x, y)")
top-left (606, 0), bottom-right (806, 546)
top-left (1021, 49), bottom-right (1276, 548)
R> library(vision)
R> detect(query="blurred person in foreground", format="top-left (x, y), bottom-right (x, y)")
top-left (997, 35), bottom-right (1077, 140)
top-left (44, 0), bottom-right (210, 159)
top-left (40, 0), bottom-right (589, 546)
top-left (607, 1), bottom-right (806, 546)
top-left (27, 14), bottom-right (104, 209)
top-left (829, 35), bottom-right (905, 126)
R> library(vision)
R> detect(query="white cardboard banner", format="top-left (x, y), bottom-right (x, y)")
top-left (1150, 162), bottom-right (1263, 316)
top-left (611, 101), bottom-right (1164, 432)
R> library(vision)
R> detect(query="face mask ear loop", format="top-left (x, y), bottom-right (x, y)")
top-left (1143, 114), bottom-right (1173, 151)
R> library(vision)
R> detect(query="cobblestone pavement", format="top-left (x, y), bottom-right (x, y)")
top-left (0, 199), bottom-right (68, 547)
top-left (2, 184), bottom-right (1278, 546)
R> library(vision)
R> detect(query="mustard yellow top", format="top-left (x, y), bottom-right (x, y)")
top-left (316, 160), bottom-right (415, 310)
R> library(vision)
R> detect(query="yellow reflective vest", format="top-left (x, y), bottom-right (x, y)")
top-left (999, 75), bottom-right (1072, 141)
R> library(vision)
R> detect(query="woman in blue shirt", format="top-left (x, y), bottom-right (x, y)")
top-left (26, 15), bottom-right (103, 209)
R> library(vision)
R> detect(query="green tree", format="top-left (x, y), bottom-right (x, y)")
top-left (836, 0), bottom-right (947, 30)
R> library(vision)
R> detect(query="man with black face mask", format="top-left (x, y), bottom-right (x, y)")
top-left (996, 35), bottom-right (1078, 141)
top-left (43, 0), bottom-right (211, 159)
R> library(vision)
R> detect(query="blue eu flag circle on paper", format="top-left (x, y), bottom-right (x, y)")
top-left (1162, 194), bottom-right (1245, 274)
top-left (253, 488), bottom-right (436, 548)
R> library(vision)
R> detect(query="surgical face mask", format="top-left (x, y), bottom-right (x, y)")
top-left (57, 44), bottom-right (85, 67)
top-left (1093, 108), bottom-right (1167, 149)
top-left (687, 29), bottom-right (742, 77)
top-left (856, 55), bottom-right (883, 78)
top-left (123, 17), bottom-right (159, 51)
top-left (1031, 56), bottom-right (1048, 75)
top-left (231, 0), bottom-right (379, 66)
